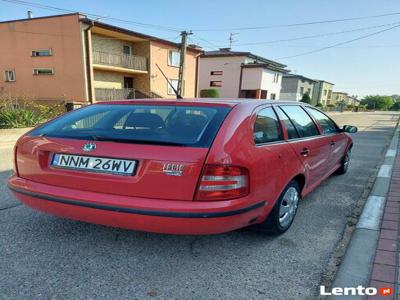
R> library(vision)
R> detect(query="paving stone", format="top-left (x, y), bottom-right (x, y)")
top-left (383, 212), bottom-right (400, 222)
top-left (380, 229), bottom-right (398, 240)
top-left (381, 220), bottom-right (399, 230)
top-left (374, 250), bottom-right (396, 266)
top-left (371, 264), bottom-right (396, 283)
top-left (377, 238), bottom-right (397, 252)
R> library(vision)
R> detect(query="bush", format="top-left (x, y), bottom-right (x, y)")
top-left (327, 104), bottom-right (335, 108)
top-left (0, 108), bottom-right (45, 128)
top-left (0, 96), bottom-right (66, 128)
top-left (300, 93), bottom-right (311, 104)
top-left (315, 102), bottom-right (323, 108)
top-left (346, 105), bottom-right (354, 109)
top-left (200, 89), bottom-right (220, 98)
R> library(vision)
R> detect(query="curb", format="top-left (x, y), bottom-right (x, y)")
top-left (328, 124), bottom-right (400, 299)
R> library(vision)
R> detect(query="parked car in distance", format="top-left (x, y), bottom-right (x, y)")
top-left (8, 99), bottom-right (357, 235)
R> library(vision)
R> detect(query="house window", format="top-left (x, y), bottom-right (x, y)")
top-left (272, 73), bottom-right (280, 83)
top-left (300, 87), bottom-right (304, 95)
top-left (31, 49), bottom-right (52, 57)
top-left (123, 45), bottom-right (132, 55)
top-left (33, 68), bottom-right (54, 75)
top-left (4, 70), bottom-right (16, 82)
top-left (167, 79), bottom-right (179, 95)
top-left (323, 89), bottom-right (327, 96)
top-left (210, 81), bottom-right (222, 87)
top-left (211, 71), bottom-right (223, 75)
top-left (307, 88), bottom-right (311, 94)
top-left (168, 50), bottom-right (180, 67)
top-left (270, 93), bottom-right (276, 100)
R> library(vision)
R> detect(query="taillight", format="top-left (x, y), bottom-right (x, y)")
top-left (195, 165), bottom-right (249, 201)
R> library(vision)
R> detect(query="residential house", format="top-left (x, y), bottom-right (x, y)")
top-left (347, 95), bottom-right (360, 106)
top-left (332, 92), bottom-right (348, 105)
top-left (280, 74), bottom-right (316, 102)
top-left (312, 80), bottom-right (334, 106)
top-left (0, 13), bottom-right (201, 104)
top-left (198, 48), bottom-right (289, 100)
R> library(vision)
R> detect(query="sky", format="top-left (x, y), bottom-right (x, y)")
top-left (1, 0), bottom-right (399, 98)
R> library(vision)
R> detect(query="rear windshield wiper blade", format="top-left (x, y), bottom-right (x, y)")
top-left (91, 135), bottom-right (187, 146)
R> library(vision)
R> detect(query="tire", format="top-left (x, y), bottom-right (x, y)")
top-left (253, 180), bottom-right (300, 235)
top-left (336, 149), bottom-right (351, 175)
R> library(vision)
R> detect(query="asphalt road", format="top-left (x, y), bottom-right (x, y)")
top-left (0, 112), bottom-right (398, 300)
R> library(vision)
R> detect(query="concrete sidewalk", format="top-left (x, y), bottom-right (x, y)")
top-left (0, 128), bottom-right (32, 148)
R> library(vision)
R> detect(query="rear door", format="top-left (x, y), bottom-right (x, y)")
top-left (305, 107), bottom-right (347, 173)
top-left (277, 105), bottom-right (331, 188)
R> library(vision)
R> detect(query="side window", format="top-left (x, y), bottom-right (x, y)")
top-left (276, 107), bottom-right (299, 139)
top-left (253, 107), bottom-right (282, 144)
top-left (280, 105), bottom-right (319, 138)
top-left (306, 107), bottom-right (338, 134)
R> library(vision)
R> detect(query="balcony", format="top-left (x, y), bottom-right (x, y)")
top-left (92, 51), bottom-right (148, 73)
top-left (95, 88), bottom-right (162, 101)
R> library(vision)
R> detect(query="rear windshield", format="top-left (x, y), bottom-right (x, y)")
top-left (30, 104), bottom-right (231, 148)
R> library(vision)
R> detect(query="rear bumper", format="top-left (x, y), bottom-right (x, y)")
top-left (8, 175), bottom-right (267, 235)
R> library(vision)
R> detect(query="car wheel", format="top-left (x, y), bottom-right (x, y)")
top-left (336, 149), bottom-right (351, 175)
top-left (253, 181), bottom-right (300, 234)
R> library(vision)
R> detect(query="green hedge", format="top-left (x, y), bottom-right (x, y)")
top-left (199, 89), bottom-right (220, 98)
top-left (0, 98), bottom-right (65, 128)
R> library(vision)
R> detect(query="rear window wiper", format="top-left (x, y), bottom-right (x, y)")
top-left (91, 135), bottom-right (187, 146)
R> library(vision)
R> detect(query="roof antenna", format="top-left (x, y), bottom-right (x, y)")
top-left (156, 64), bottom-right (182, 99)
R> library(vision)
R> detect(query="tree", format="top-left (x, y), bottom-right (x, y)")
top-left (300, 93), bottom-right (311, 104)
top-left (360, 95), bottom-right (394, 110)
top-left (391, 94), bottom-right (400, 102)
top-left (391, 101), bottom-right (400, 111)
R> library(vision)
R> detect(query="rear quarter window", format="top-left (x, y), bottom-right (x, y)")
top-left (253, 107), bottom-right (283, 144)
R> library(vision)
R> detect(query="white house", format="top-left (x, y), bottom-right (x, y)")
top-left (198, 48), bottom-right (289, 100)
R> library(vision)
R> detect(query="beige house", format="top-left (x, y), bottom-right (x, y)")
top-left (332, 92), bottom-right (348, 105)
top-left (198, 49), bottom-right (288, 100)
top-left (312, 80), bottom-right (334, 106)
top-left (0, 13), bottom-right (201, 103)
top-left (332, 92), bottom-right (360, 106)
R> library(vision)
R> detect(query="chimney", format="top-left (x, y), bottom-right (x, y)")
top-left (27, 11), bottom-right (33, 19)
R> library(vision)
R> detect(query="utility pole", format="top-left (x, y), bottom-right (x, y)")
top-left (177, 30), bottom-right (192, 97)
top-left (229, 32), bottom-right (238, 49)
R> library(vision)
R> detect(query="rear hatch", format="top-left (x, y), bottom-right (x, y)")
top-left (16, 102), bottom-right (231, 201)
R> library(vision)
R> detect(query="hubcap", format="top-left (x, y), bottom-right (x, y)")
top-left (279, 187), bottom-right (299, 228)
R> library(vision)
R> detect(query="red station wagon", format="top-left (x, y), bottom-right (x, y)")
top-left (8, 99), bottom-right (357, 235)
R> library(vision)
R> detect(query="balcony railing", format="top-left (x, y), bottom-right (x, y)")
top-left (95, 88), bottom-right (161, 101)
top-left (92, 51), bottom-right (148, 71)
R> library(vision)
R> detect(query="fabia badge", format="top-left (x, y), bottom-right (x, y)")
top-left (82, 143), bottom-right (96, 152)
top-left (163, 163), bottom-right (184, 176)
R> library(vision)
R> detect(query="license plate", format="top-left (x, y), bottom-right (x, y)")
top-left (51, 153), bottom-right (136, 176)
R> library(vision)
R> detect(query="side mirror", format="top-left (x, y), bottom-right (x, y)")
top-left (343, 125), bottom-right (358, 133)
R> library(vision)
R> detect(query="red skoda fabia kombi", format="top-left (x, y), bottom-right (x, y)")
top-left (8, 99), bottom-right (357, 235)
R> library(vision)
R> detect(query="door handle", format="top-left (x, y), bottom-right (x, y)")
top-left (300, 148), bottom-right (310, 156)
top-left (330, 141), bottom-right (336, 146)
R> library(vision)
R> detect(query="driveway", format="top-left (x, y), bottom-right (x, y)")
top-left (0, 112), bottom-right (398, 300)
